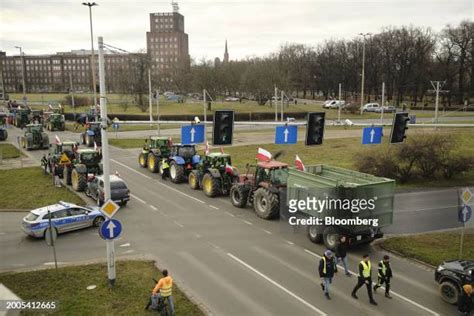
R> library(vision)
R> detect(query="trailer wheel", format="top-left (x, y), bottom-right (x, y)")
top-left (323, 226), bottom-right (340, 249)
top-left (307, 225), bottom-right (323, 243)
top-left (230, 184), bottom-right (249, 208)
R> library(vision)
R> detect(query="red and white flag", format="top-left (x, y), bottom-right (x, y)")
top-left (220, 147), bottom-right (225, 154)
top-left (295, 155), bottom-right (305, 171)
top-left (168, 137), bottom-right (173, 146)
top-left (256, 148), bottom-right (272, 161)
top-left (94, 141), bottom-right (98, 151)
top-left (225, 163), bottom-right (234, 175)
top-left (55, 135), bottom-right (61, 144)
top-left (205, 141), bottom-right (210, 155)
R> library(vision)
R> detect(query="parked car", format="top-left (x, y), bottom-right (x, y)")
top-left (225, 97), bottom-right (240, 102)
top-left (435, 260), bottom-right (474, 304)
top-left (21, 201), bottom-right (104, 238)
top-left (362, 103), bottom-right (380, 112)
top-left (324, 100), bottom-right (345, 109)
top-left (374, 106), bottom-right (396, 113)
top-left (163, 91), bottom-right (175, 97)
top-left (86, 174), bottom-right (130, 206)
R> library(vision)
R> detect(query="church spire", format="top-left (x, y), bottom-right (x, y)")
top-left (224, 39), bottom-right (229, 63)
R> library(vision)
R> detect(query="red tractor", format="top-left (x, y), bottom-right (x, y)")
top-left (229, 160), bottom-right (288, 219)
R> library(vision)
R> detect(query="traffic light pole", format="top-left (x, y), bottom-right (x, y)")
top-left (203, 89), bottom-right (207, 141)
top-left (98, 36), bottom-right (115, 287)
top-left (148, 69), bottom-right (153, 127)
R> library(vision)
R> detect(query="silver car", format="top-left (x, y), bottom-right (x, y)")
top-left (21, 201), bottom-right (105, 238)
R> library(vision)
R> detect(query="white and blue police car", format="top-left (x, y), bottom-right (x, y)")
top-left (21, 201), bottom-right (105, 238)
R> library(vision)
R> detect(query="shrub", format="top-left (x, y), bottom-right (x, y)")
top-left (64, 95), bottom-right (91, 107)
top-left (342, 102), bottom-right (360, 114)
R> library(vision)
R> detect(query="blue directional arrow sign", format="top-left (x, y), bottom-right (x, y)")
top-left (181, 124), bottom-right (205, 144)
top-left (275, 125), bottom-right (297, 144)
top-left (362, 126), bottom-right (383, 145)
top-left (459, 205), bottom-right (472, 224)
top-left (99, 219), bottom-right (122, 240)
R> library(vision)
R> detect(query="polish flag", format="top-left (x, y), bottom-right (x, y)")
top-left (225, 163), bottom-right (234, 175)
top-left (220, 147), bottom-right (225, 154)
top-left (168, 137), bottom-right (173, 146)
top-left (48, 104), bottom-right (53, 110)
top-left (205, 141), bottom-right (210, 155)
top-left (55, 135), bottom-right (61, 144)
top-left (94, 141), bottom-right (98, 151)
top-left (256, 148), bottom-right (272, 161)
top-left (295, 155), bottom-right (305, 171)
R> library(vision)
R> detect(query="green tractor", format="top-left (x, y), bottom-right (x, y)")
top-left (20, 124), bottom-right (49, 150)
top-left (188, 152), bottom-right (239, 197)
top-left (69, 148), bottom-right (103, 192)
top-left (14, 108), bottom-right (31, 128)
top-left (48, 141), bottom-right (78, 180)
top-left (44, 112), bottom-right (65, 131)
top-left (138, 136), bottom-right (172, 173)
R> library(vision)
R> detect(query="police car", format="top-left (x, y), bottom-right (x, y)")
top-left (21, 201), bottom-right (105, 238)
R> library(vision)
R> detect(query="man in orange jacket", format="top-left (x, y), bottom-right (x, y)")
top-left (151, 269), bottom-right (175, 315)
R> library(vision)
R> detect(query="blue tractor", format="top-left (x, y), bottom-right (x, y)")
top-left (80, 122), bottom-right (102, 147)
top-left (166, 144), bottom-right (201, 183)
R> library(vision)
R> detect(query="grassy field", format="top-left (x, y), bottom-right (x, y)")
top-left (0, 260), bottom-right (204, 315)
top-left (0, 167), bottom-right (84, 209)
top-left (381, 230), bottom-right (474, 266)
top-left (0, 143), bottom-right (24, 159)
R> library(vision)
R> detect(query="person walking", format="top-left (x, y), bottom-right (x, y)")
top-left (458, 284), bottom-right (473, 316)
top-left (374, 255), bottom-right (393, 298)
top-left (351, 254), bottom-right (378, 306)
top-left (335, 235), bottom-right (351, 276)
top-left (161, 159), bottom-right (170, 180)
top-left (319, 250), bottom-right (338, 300)
top-left (151, 269), bottom-right (175, 315)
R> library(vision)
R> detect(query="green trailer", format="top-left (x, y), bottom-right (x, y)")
top-left (286, 164), bottom-right (395, 249)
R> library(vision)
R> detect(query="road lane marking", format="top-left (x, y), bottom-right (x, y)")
top-left (120, 243), bottom-right (131, 247)
top-left (110, 159), bottom-right (206, 204)
top-left (243, 220), bottom-right (253, 226)
top-left (225, 211), bottom-right (235, 217)
top-left (285, 240), bottom-right (295, 245)
top-left (174, 221), bottom-right (184, 228)
top-left (263, 230), bottom-right (272, 235)
top-left (303, 249), bottom-right (440, 316)
top-left (227, 253), bottom-right (327, 316)
top-left (209, 205), bottom-right (219, 210)
top-left (149, 205), bottom-right (158, 211)
top-left (121, 249), bottom-right (135, 254)
top-left (130, 194), bottom-right (146, 204)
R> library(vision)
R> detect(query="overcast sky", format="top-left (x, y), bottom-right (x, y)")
top-left (1, 0), bottom-right (472, 61)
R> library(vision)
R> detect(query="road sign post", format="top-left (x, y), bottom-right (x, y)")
top-left (362, 126), bottom-right (383, 145)
top-left (458, 188), bottom-right (473, 259)
top-left (46, 210), bottom-right (58, 271)
top-left (99, 219), bottom-right (123, 240)
top-left (275, 125), bottom-right (297, 144)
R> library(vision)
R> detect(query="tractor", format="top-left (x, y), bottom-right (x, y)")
top-left (165, 144), bottom-right (201, 183)
top-left (43, 111), bottom-right (65, 131)
top-left (30, 110), bottom-right (43, 124)
top-left (69, 148), bottom-right (103, 192)
top-left (229, 160), bottom-right (289, 219)
top-left (48, 141), bottom-right (78, 181)
top-left (0, 127), bottom-right (7, 141)
top-left (20, 124), bottom-right (49, 150)
top-left (138, 136), bottom-right (172, 173)
top-left (80, 122), bottom-right (102, 147)
top-left (14, 108), bottom-right (31, 128)
top-left (188, 152), bottom-right (239, 197)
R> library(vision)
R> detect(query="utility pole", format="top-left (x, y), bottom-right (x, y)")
top-left (280, 90), bottom-right (284, 121)
top-left (429, 80), bottom-right (448, 127)
top-left (82, 2), bottom-right (98, 111)
top-left (156, 89), bottom-right (160, 136)
top-left (98, 36), bottom-right (115, 287)
top-left (381, 81), bottom-right (385, 121)
top-left (69, 73), bottom-right (76, 120)
top-left (338, 83), bottom-right (342, 122)
top-left (274, 86), bottom-right (278, 121)
top-left (148, 69), bottom-right (152, 127)
top-left (359, 33), bottom-right (371, 115)
top-left (14, 46), bottom-right (27, 106)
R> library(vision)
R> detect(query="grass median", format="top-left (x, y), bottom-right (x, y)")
top-left (381, 230), bottom-right (474, 266)
top-left (0, 143), bottom-right (24, 159)
top-left (0, 167), bottom-right (84, 209)
top-left (0, 260), bottom-right (204, 315)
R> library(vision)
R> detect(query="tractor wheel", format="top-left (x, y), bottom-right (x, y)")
top-left (322, 226), bottom-right (340, 249)
top-left (138, 153), bottom-right (147, 168)
top-left (170, 161), bottom-right (185, 183)
top-left (253, 187), bottom-right (279, 219)
top-left (81, 134), bottom-right (86, 145)
top-left (65, 168), bottom-right (72, 185)
top-left (60, 123), bottom-right (65, 131)
top-left (188, 171), bottom-right (200, 190)
top-left (158, 160), bottom-right (164, 175)
top-left (202, 173), bottom-right (220, 197)
top-left (230, 184), bottom-right (249, 208)
top-left (86, 135), bottom-right (94, 147)
top-left (71, 168), bottom-right (88, 192)
top-left (307, 225), bottom-right (323, 243)
top-left (147, 154), bottom-right (159, 173)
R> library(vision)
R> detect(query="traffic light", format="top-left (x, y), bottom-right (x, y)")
top-left (213, 110), bottom-right (234, 145)
top-left (390, 112), bottom-right (410, 144)
top-left (305, 112), bottom-right (326, 145)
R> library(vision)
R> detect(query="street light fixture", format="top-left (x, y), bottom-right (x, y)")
top-left (82, 2), bottom-right (98, 109)
top-left (14, 46), bottom-right (27, 104)
top-left (359, 32), bottom-right (372, 115)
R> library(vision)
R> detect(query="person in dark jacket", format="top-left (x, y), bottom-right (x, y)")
top-left (374, 255), bottom-right (393, 298)
top-left (458, 284), bottom-right (473, 316)
top-left (352, 254), bottom-right (377, 305)
top-left (335, 235), bottom-right (351, 276)
top-left (319, 249), bottom-right (337, 299)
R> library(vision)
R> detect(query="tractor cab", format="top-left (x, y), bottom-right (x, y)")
top-left (204, 153), bottom-right (232, 170)
top-left (170, 144), bottom-right (196, 159)
top-left (255, 161), bottom-right (289, 187)
top-left (149, 136), bottom-right (171, 149)
top-left (76, 149), bottom-right (101, 166)
top-left (26, 124), bottom-right (44, 134)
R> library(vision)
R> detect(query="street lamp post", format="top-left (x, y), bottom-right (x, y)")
top-left (359, 32), bottom-right (371, 115)
top-left (14, 46), bottom-right (27, 105)
top-left (82, 2), bottom-right (98, 111)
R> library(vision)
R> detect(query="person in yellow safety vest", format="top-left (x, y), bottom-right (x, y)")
top-left (318, 249), bottom-right (338, 300)
top-left (151, 269), bottom-right (175, 315)
top-left (351, 254), bottom-right (378, 306)
top-left (161, 159), bottom-right (170, 180)
top-left (374, 255), bottom-right (393, 299)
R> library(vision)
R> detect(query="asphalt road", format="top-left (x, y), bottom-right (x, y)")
top-left (0, 126), bottom-right (462, 316)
